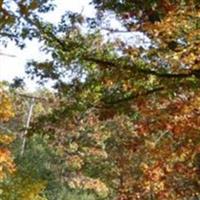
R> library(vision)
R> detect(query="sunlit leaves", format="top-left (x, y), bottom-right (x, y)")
top-left (68, 174), bottom-right (109, 198)
top-left (66, 155), bottom-right (84, 171)
top-left (139, 6), bottom-right (200, 74)
top-left (0, 175), bottom-right (47, 200)
top-left (0, 148), bottom-right (15, 180)
top-left (0, 86), bottom-right (15, 181)
top-left (0, 89), bottom-right (14, 122)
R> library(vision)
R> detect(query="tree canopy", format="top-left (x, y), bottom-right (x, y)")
top-left (0, 0), bottom-right (200, 199)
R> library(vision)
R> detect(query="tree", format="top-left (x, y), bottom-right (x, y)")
top-left (28, 1), bottom-right (200, 199)
top-left (0, 83), bottom-right (16, 180)
top-left (1, 0), bottom-right (200, 199)
top-left (0, 85), bottom-right (98, 200)
top-left (0, 83), bottom-right (49, 200)
top-left (0, 0), bottom-right (54, 48)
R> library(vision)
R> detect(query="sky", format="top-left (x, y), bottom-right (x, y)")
top-left (0, 0), bottom-right (95, 91)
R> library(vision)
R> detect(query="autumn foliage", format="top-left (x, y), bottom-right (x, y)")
top-left (0, 0), bottom-right (200, 199)
top-left (0, 87), bottom-right (15, 180)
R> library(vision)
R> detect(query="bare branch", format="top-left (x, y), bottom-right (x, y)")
top-left (15, 92), bottom-right (48, 101)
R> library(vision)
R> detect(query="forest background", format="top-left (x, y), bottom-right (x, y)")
top-left (0, 0), bottom-right (200, 200)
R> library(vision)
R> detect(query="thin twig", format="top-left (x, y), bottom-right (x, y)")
top-left (0, 124), bottom-right (12, 134)
top-left (154, 131), bottom-right (168, 146)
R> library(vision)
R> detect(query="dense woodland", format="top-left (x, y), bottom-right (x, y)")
top-left (0, 0), bottom-right (200, 199)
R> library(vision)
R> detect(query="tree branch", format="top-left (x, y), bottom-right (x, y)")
top-left (101, 27), bottom-right (131, 33)
top-left (0, 124), bottom-right (12, 134)
top-left (103, 86), bottom-right (164, 105)
top-left (83, 57), bottom-right (200, 79)
top-left (22, 13), bottom-right (200, 80)
top-left (14, 92), bottom-right (48, 101)
top-left (0, 32), bottom-right (18, 38)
